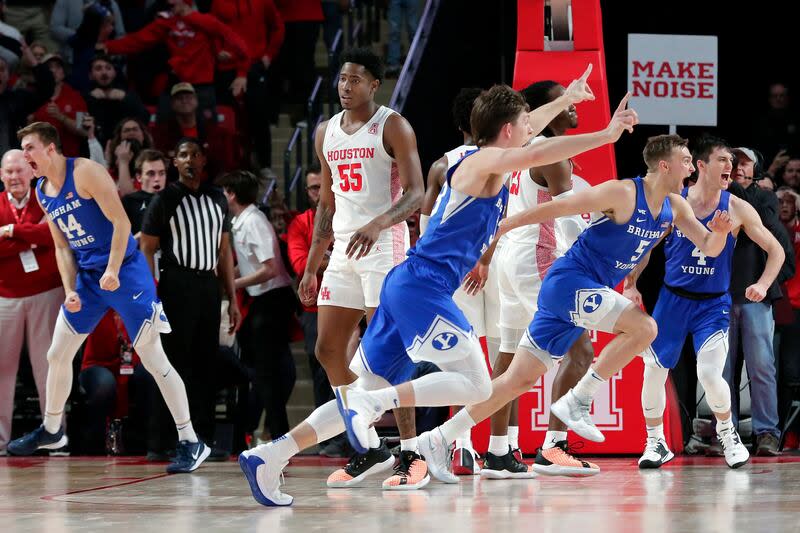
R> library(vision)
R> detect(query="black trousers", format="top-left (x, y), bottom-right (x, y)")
top-left (152, 267), bottom-right (221, 447)
top-left (238, 286), bottom-right (297, 439)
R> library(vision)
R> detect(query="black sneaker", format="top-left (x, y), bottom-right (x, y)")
top-left (166, 440), bottom-right (210, 473)
top-left (638, 437), bottom-right (675, 469)
top-left (382, 450), bottom-right (430, 490)
top-left (8, 426), bottom-right (68, 456)
top-left (480, 447), bottom-right (537, 479)
top-left (326, 439), bottom-right (395, 488)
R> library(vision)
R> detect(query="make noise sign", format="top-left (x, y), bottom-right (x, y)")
top-left (628, 34), bottom-right (718, 127)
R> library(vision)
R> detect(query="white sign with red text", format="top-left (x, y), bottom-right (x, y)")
top-left (628, 34), bottom-right (718, 127)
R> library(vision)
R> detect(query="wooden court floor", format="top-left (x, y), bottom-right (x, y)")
top-left (2, 455), bottom-right (800, 532)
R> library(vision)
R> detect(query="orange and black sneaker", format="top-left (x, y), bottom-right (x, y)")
top-left (533, 440), bottom-right (600, 477)
top-left (382, 450), bottom-right (431, 490)
top-left (327, 439), bottom-right (395, 488)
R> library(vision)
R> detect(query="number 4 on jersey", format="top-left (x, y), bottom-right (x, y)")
top-left (691, 246), bottom-right (707, 266)
top-left (57, 214), bottom-right (86, 239)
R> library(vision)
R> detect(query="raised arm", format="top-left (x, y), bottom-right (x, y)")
top-left (469, 93), bottom-right (637, 178)
top-left (419, 155), bottom-right (447, 234)
top-left (733, 196), bottom-right (786, 301)
top-left (528, 64), bottom-right (595, 137)
top-left (75, 159), bottom-right (131, 290)
top-left (500, 179), bottom-right (632, 235)
top-left (670, 195), bottom-right (732, 258)
top-left (346, 113), bottom-right (424, 259)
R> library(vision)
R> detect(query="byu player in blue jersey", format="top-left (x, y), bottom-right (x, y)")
top-left (624, 136), bottom-right (784, 469)
top-left (8, 122), bottom-right (209, 473)
top-left (237, 77), bottom-right (638, 506)
top-left (331, 88), bottom-right (639, 460)
top-left (419, 134), bottom-right (734, 479)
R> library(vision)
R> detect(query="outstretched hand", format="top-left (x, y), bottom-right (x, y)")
top-left (564, 64), bottom-right (596, 106)
top-left (605, 93), bottom-right (639, 142)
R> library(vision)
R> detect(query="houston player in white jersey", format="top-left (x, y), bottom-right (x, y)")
top-left (297, 48), bottom-right (426, 490)
top-left (490, 81), bottom-right (599, 478)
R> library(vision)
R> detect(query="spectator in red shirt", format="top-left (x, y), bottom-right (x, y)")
top-left (30, 53), bottom-right (88, 157)
top-left (270, 0), bottom-right (323, 118)
top-left (777, 187), bottom-right (800, 447)
top-left (152, 82), bottom-right (243, 180)
top-left (0, 149), bottom-right (63, 456)
top-left (102, 0), bottom-right (251, 120)
top-left (211, 0), bottom-right (283, 170)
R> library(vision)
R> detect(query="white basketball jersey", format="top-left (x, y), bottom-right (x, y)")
top-left (444, 144), bottom-right (477, 170)
top-left (505, 136), bottom-right (589, 275)
top-left (322, 106), bottom-right (406, 239)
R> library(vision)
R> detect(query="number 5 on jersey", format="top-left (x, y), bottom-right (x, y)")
top-left (337, 163), bottom-right (363, 192)
top-left (57, 214), bottom-right (86, 240)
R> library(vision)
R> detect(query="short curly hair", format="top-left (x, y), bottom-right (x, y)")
top-left (451, 88), bottom-right (482, 135)
top-left (340, 47), bottom-right (385, 82)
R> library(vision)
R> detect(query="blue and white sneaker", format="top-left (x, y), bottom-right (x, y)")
top-left (239, 446), bottom-right (293, 506)
top-left (166, 440), bottom-right (211, 473)
top-left (8, 426), bottom-right (68, 456)
top-left (334, 386), bottom-right (385, 454)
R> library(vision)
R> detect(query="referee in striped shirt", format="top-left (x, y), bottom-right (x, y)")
top-left (140, 138), bottom-right (241, 454)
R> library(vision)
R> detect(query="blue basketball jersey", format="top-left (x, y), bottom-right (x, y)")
top-left (37, 158), bottom-right (137, 271)
top-left (663, 189), bottom-right (735, 293)
top-left (562, 177), bottom-right (673, 287)
top-left (408, 149), bottom-right (508, 291)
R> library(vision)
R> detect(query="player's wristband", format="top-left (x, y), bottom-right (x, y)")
top-left (420, 214), bottom-right (429, 236)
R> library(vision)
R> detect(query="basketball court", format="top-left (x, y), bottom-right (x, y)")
top-left (3, 455), bottom-right (800, 531)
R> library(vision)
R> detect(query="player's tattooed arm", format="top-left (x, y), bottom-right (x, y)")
top-left (299, 121), bottom-right (335, 305)
top-left (346, 114), bottom-right (424, 260)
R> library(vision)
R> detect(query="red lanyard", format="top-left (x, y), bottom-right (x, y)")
top-left (9, 199), bottom-right (29, 225)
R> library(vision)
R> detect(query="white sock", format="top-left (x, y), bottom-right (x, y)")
top-left (543, 430), bottom-right (567, 449)
top-left (716, 416), bottom-right (733, 434)
top-left (176, 421), bottom-right (198, 443)
top-left (265, 433), bottom-right (300, 461)
top-left (508, 426), bottom-right (519, 450)
top-left (43, 411), bottom-right (64, 434)
top-left (371, 387), bottom-right (401, 411)
top-left (367, 426), bottom-right (381, 449)
top-left (400, 437), bottom-right (419, 453)
top-left (488, 435), bottom-right (509, 456)
top-left (455, 428), bottom-right (473, 450)
top-left (646, 424), bottom-right (664, 440)
top-left (440, 409), bottom-right (477, 444)
top-left (572, 368), bottom-right (606, 404)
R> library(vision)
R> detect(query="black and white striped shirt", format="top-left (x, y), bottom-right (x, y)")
top-left (141, 181), bottom-right (231, 271)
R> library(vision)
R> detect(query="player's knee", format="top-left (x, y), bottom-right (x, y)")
top-left (565, 338), bottom-right (593, 374)
top-left (696, 361), bottom-right (724, 389)
top-left (314, 341), bottom-right (339, 368)
top-left (637, 316), bottom-right (658, 345)
top-left (471, 370), bottom-right (492, 403)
